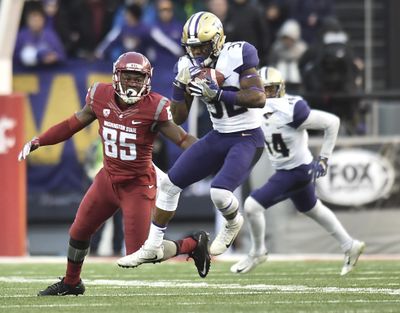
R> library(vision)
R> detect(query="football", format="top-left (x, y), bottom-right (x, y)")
top-left (194, 68), bottom-right (225, 87)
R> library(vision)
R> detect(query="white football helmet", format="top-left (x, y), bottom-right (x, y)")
top-left (258, 66), bottom-right (286, 98)
top-left (181, 11), bottom-right (226, 67)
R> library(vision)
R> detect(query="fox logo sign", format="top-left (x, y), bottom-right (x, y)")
top-left (316, 149), bottom-right (395, 206)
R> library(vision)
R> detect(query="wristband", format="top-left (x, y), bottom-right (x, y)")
top-left (172, 84), bottom-right (185, 102)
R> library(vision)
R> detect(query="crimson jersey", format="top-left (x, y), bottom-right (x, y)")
top-left (86, 83), bottom-right (171, 185)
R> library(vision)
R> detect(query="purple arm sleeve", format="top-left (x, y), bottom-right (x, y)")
top-left (171, 61), bottom-right (185, 101)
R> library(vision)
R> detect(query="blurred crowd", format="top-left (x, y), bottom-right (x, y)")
top-left (13, 0), bottom-right (365, 134)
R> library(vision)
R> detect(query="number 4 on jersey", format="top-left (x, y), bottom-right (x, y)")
top-left (265, 133), bottom-right (289, 157)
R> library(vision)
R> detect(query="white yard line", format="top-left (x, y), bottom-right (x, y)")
top-left (1, 277), bottom-right (399, 296)
top-left (1, 299), bottom-right (400, 309)
top-left (0, 304), bottom-right (112, 309)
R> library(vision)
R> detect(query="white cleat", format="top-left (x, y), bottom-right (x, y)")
top-left (341, 240), bottom-right (366, 276)
top-left (230, 253), bottom-right (268, 274)
top-left (117, 245), bottom-right (164, 268)
top-left (210, 214), bottom-right (244, 256)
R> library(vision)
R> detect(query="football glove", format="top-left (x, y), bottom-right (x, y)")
top-left (188, 78), bottom-right (221, 102)
top-left (174, 66), bottom-right (202, 89)
top-left (18, 137), bottom-right (40, 161)
top-left (312, 156), bottom-right (328, 183)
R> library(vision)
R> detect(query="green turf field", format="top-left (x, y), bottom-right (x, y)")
top-left (0, 258), bottom-right (399, 313)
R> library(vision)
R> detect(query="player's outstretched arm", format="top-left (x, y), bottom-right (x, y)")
top-left (300, 109), bottom-right (340, 159)
top-left (158, 120), bottom-right (197, 150)
top-left (300, 109), bottom-right (340, 182)
top-left (17, 104), bottom-right (96, 161)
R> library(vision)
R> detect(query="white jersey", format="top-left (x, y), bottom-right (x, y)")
top-left (260, 95), bottom-right (313, 170)
top-left (176, 41), bottom-right (261, 133)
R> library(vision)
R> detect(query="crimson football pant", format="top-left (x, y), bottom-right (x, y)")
top-left (69, 168), bottom-right (156, 254)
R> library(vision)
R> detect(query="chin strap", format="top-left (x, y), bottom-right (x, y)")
top-left (119, 88), bottom-right (142, 104)
top-left (122, 93), bottom-right (140, 104)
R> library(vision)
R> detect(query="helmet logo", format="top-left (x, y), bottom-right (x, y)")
top-left (125, 63), bottom-right (143, 71)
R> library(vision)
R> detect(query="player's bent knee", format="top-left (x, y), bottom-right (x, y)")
top-left (155, 175), bottom-right (182, 212)
top-left (303, 199), bottom-right (323, 215)
top-left (244, 196), bottom-right (265, 215)
top-left (210, 188), bottom-right (238, 215)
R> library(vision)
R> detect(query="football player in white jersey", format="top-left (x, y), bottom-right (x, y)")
top-left (118, 11), bottom-right (266, 268)
top-left (230, 67), bottom-right (365, 276)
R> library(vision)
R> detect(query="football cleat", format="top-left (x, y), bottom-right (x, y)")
top-left (341, 240), bottom-right (366, 276)
top-left (187, 231), bottom-right (211, 278)
top-left (210, 213), bottom-right (244, 256)
top-left (37, 277), bottom-right (85, 296)
top-left (230, 253), bottom-right (268, 274)
top-left (117, 245), bottom-right (164, 268)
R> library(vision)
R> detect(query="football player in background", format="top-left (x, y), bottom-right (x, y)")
top-left (18, 52), bottom-right (211, 296)
top-left (118, 11), bottom-right (266, 268)
top-left (230, 67), bottom-right (365, 276)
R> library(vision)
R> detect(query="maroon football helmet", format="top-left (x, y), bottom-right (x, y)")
top-left (112, 52), bottom-right (153, 104)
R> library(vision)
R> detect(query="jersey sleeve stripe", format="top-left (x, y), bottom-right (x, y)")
top-left (153, 97), bottom-right (168, 121)
top-left (88, 82), bottom-right (100, 108)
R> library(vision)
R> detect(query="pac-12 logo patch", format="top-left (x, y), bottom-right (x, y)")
top-left (103, 109), bottom-right (110, 117)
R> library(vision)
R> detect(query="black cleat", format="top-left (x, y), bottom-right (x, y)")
top-left (37, 277), bottom-right (85, 296)
top-left (188, 231), bottom-right (211, 278)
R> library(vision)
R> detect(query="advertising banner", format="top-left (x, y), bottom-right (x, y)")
top-left (310, 136), bottom-right (400, 208)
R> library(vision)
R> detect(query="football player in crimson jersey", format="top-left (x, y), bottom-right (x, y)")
top-left (18, 52), bottom-right (211, 296)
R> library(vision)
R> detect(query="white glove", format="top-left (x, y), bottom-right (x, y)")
top-left (174, 66), bottom-right (202, 89)
top-left (188, 78), bottom-right (221, 102)
top-left (18, 137), bottom-right (40, 161)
